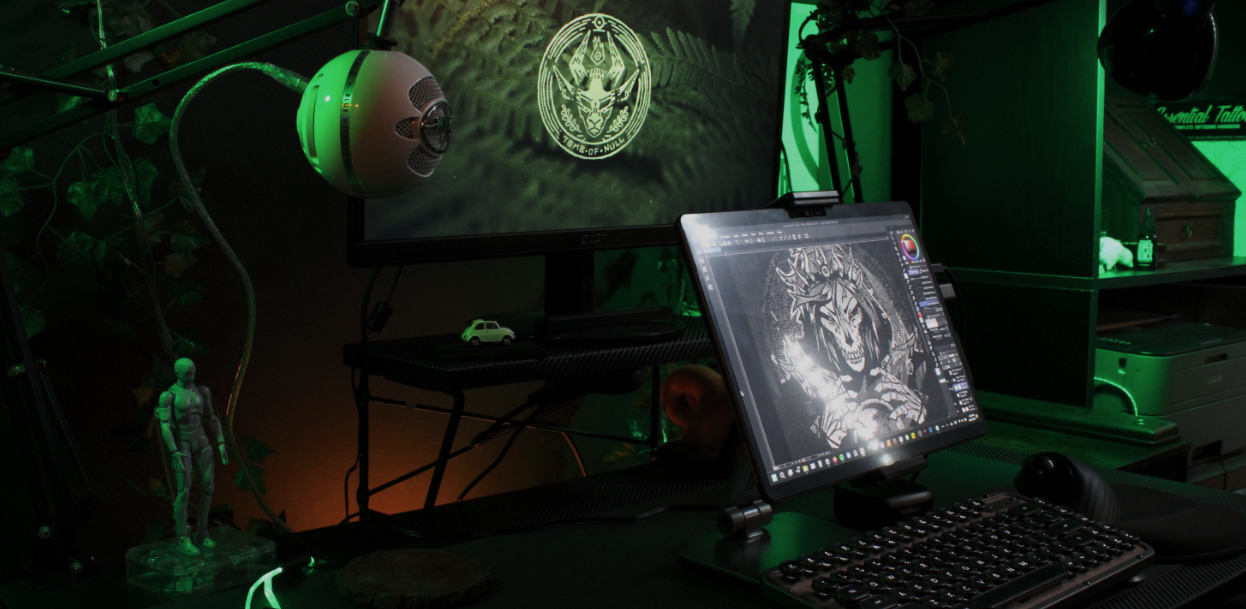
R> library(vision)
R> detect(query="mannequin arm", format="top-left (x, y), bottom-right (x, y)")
top-left (156, 391), bottom-right (178, 454)
top-left (202, 386), bottom-right (225, 446)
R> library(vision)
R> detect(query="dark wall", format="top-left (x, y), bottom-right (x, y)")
top-left (0, 0), bottom-right (616, 564)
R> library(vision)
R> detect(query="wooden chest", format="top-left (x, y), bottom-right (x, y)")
top-left (1101, 97), bottom-right (1240, 261)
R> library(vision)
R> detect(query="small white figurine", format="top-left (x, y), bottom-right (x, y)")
top-left (461, 319), bottom-right (515, 346)
top-left (1099, 234), bottom-right (1134, 273)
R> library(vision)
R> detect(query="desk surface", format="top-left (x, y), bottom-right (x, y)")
top-left (343, 318), bottom-right (713, 392)
top-left (158, 443), bottom-right (1246, 609)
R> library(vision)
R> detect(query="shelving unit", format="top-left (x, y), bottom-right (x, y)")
top-left (918, 0), bottom-right (1244, 424)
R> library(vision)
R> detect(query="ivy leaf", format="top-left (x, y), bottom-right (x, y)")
top-left (141, 211), bottom-right (164, 245)
top-left (20, 306), bottom-right (45, 339)
top-left (92, 167), bottom-right (128, 207)
top-left (932, 51), bottom-right (957, 81)
top-left (179, 32), bottom-right (217, 64)
top-left (904, 0), bottom-right (936, 17)
top-left (904, 94), bottom-right (936, 123)
top-left (133, 103), bottom-right (171, 144)
top-left (57, 230), bottom-right (96, 263)
top-left (241, 436), bottom-right (277, 464)
top-left (133, 157), bottom-right (158, 206)
top-left (57, 93), bottom-right (88, 113)
top-left (93, 239), bottom-right (109, 266)
top-left (104, 0), bottom-right (156, 38)
top-left (172, 332), bottom-right (208, 357)
top-left (163, 252), bottom-right (196, 277)
top-left (123, 50), bottom-right (154, 73)
top-left (172, 281), bottom-right (205, 306)
top-left (848, 31), bottom-right (880, 61)
top-left (842, 66), bottom-right (855, 85)
top-left (234, 462), bottom-right (267, 495)
top-left (67, 181), bottom-right (100, 220)
top-left (171, 233), bottom-right (209, 254)
top-left (0, 147), bottom-right (35, 175)
top-left (0, 178), bottom-right (23, 217)
top-left (888, 61), bottom-right (918, 91)
top-left (941, 113), bottom-right (969, 145)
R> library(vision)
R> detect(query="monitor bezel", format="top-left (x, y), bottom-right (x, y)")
top-left (346, 1), bottom-right (794, 268)
top-left (677, 202), bottom-right (989, 505)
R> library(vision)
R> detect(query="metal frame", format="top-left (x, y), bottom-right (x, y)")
top-left (0, 0), bottom-right (384, 151)
top-left (798, 0), bottom-right (1065, 204)
top-left (351, 364), bottom-right (666, 531)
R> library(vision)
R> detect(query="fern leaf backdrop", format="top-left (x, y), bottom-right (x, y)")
top-left (368, 0), bottom-right (785, 240)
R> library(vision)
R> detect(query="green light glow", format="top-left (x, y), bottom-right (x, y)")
top-left (1093, 376), bottom-right (1138, 416)
top-left (1192, 140), bottom-right (1246, 257)
top-left (781, 2), bottom-right (892, 200)
top-left (245, 566), bottom-right (283, 609)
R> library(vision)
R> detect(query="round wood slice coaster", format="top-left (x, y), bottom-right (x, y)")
top-left (336, 550), bottom-right (495, 609)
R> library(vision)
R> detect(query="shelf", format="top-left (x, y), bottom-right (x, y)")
top-left (1097, 257), bottom-right (1246, 289)
top-left (948, 257), bottom-right (1246, 291)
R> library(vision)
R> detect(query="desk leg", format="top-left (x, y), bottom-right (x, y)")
top-left (650, 364), bottom-right (662, 453)
top-left (354, 372), bottom-right (371, 519)
top-left (421, 389), bottom-right (465, 530)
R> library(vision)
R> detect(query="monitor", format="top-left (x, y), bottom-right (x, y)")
top-left (678, 201), bottom-right (987, 504)
top-left (347, 0), bottom-right (793, 267)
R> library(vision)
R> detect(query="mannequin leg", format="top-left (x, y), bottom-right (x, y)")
top-left (172, 440), bottom-right (199, 555)
top-left (192, 440), bottom-right (215, 547)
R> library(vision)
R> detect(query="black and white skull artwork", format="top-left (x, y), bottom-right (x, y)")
top-left (768, 244), bottom-right (927, 450)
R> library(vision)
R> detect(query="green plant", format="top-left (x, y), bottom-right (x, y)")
top-left (798, 0), bottom-right (967, 146)
top-left (3, 0), bottom-right (284, 535)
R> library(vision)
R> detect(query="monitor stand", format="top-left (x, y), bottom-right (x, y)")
top-left (674, 455), bottom-right (935, 583)
top-left (833, 456), bottom-right (933, 530)
top-left (539, 251), bottom-right (683, 347)
top-left (673, 458), bottom-right (842, 584)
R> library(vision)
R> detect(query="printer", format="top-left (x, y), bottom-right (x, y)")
top-left (1096, 322), bottom-right (1246, 456)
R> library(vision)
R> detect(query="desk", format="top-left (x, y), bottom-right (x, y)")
top-left (341, 318), bottom-right (714, 529)
top-left (159, 442), bottom-right (1246, 609)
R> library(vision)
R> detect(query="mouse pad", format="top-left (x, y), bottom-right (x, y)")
top-left (1114, 484), bottom-right (1246, 563)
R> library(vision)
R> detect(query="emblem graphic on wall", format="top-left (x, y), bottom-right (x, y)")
top-left (538, 14), bottom-right (651, 160)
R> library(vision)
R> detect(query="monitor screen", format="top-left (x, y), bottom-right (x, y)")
top-left (348, 0), bottom-right (792, 266)
top-left (679, 202), bottom-right (986, 503)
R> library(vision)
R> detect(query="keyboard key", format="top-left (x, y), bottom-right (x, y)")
top-left (1065, 532), bottom-right (1096, 546)
top-left (1008, 503), bottom-right (1042, 516)
top-left (891, 588), bottom-right (916, 602)
top-left (779, 561), bottom-right (803, 579)
top-left (922, 595), bottom-right (952, 608)
top-left (812, 576), bottom-right (836, 593)
top-left (969, 563), bottom-right (1068, 609)
top-left (859, 595), bottom-right (898, 609)
top-left (1048, 519), bottom-right (1083, 535)
top-left (836, 584), bottom-right (871, 606)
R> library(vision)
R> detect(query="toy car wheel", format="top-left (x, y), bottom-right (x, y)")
top-left (470, 337), bottom-right (480, 347)
top-left (502, 336), bottom-right (512, 345)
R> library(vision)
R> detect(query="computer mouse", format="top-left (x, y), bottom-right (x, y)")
top-left (1014, 452), bottom-right (1120, 524)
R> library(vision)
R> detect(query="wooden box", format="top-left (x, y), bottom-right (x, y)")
top-left (1101, 97), bottom-right (1240, 260)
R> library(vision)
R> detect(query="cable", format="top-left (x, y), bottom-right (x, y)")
top-left (169, 62), bottom-right (309, 535)
top-left (359, 267), bottom-right (381, 341)
top-left (456, 400), bottom-right (552, 501)
top-left (939, 265), bottom-right (968, 345)
top-left (561, 432), bottom-right (587, 478)
top-left (386, 266), bottom-right (403, 301)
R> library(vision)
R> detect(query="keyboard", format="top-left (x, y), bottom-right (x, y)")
top-left (761, 492), bottom-right (1154, 609)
